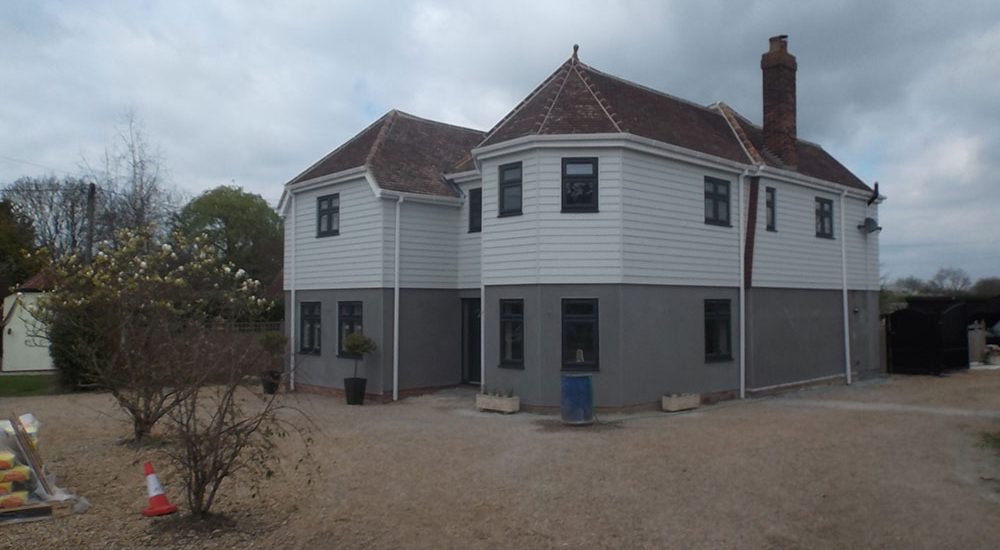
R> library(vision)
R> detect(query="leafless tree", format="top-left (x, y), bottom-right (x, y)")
top-left (928, 267), bottom-right (972, 294)
top-left (1, 175), bottom-right (91, 260)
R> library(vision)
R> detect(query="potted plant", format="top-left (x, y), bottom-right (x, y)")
top-left (342, 332), bottom-right (377, 405)
top-left (258, 331), bottom-right (287, 395)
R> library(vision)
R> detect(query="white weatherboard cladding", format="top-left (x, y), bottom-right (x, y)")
top-left (751, 178), bottom-right (879, 290)
top-left (481, 149), bottom-right (624, 285)
top-left (457, 179), bottom-right (482, 289)
top-left (284, 177), bottom-right (384, 290)
top-left (621, 149), bottom-right (741, 287)
top-left (394, 200), bottom-right (460, 288)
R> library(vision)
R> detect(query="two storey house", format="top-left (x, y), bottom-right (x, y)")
top-left (279, 36), bottom-right (881, 408)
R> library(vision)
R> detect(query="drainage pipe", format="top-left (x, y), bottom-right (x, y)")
top-left (288, 191), bottom-right (297, 391)
top-left (737, 167), bottom-right (750, 399)
top-left (393, 196), bottom-right (403, 401)
top-left (840, 188), bottom-right (852, 385)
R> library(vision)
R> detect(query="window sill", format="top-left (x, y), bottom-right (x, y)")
top-left (317, 231), bottom-right (340, 238)
top-left (560, 208), bottom-right (600, 213)
top-left (299, 350), bottom-right (321, 356)
top-left (498, 362), bottom-right (524, 370)
top-left (766, 227), bottom-right (777, 232)
top-left (704, 220), bottom-right (732, 228)
top-left (705, 355), bottom-right (733, 364)
top-left (468, 228), bottom-right (481, 234)
top-left (561, 365), bottom-right (598, 372)
top-left (815, 234), bottom-right (835, 240)
top-left (497, 211), bottom-right (522, 218)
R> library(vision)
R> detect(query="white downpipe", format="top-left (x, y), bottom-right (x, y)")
top-left (840, 189), bottom-right (852, 385)
top-left (480, 283), bottom-right (486, 392)
top-left (288, 192), bottom-right (297, 391)
top-left (393, 196), bottom-right (403, 401)
top-left (737, 168), bottom-right (750, 399)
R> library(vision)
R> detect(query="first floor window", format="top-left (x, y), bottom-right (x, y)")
top-left (498, 162), bottom-right (522, 216)
top-left (338, 301), bottom-right (363, 357)
top-left (468, 188), bottom-right (482, 232)
top-left (815, 197), bottom-right (834, 238)
top-left (317, 194), bottom-right (340, 237)
top-left (704, 177), bottom-right (731, 226)
top-left (499, 299), bottom-right (524, 366)
top-left (704, 300), bottom-right (732, 362)
top-left (300, 302), bottom-right (321, 354)
top-left (562, 299), bottom-right (599, 371)
top-left (561, 157), bottom-right (599, 212)
top-left (765, 187), bottom-right (776, 231)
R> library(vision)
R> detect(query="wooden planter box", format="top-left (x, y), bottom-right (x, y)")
top-left (476, 394), bottom-right (520, 414)
top-left (662, 393), bottom-right (700, 412)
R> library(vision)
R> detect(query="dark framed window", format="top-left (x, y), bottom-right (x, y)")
top-left (765, 187), bottom-right (776, 231)
top-left (562, 299), bottom-right (599, 371)
top-left (704, 300), bottom-right (732, 362)
top-left (815, 197), bottom-right (834, 238)
top-left (300, 302), bottom-right (321, 355)
top-left (704, 177), bottom-right (730, 226)
top-left (499, 299), bottom-right (524, 367)
top-left (317, 194), bottom-right (340, 237)
top-left (337, 301), bottom-right (363, 357)
top-left (468, 188), bottom-right (482, 233)
top-left (561, 157), bottom-right (599, 212)
top-left (498, 162), bottom-right (522, 217)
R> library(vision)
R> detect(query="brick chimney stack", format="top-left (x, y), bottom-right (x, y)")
top-left (761, 35), bottom-right (797, 167)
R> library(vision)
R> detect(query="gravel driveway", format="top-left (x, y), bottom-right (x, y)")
top-left (4, 369), bottom-right (1000, 549)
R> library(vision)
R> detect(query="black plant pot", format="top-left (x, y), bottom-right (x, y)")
top-left (261, 370), bottom-right (282, 395)
top-left (344, 377), bottom-right (367, 405)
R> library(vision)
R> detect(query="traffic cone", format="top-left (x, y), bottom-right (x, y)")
top-left (141, 461), bottom-right (178, 517)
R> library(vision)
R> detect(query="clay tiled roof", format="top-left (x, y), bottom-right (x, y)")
top-left (481, 53), bottom-right (869, 191)
top-left (19, 271), bottom-right (58, 292)
top-left (289, 110), bottom-right (484, 197)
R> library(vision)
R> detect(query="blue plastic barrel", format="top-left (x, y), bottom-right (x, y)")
top-left (560, 373), bottom-right (594, 425)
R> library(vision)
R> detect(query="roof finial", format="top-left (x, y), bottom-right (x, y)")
top-left (572, 44), bottom-right (579, 61)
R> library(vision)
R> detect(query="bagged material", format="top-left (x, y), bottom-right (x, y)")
top-left (0, 491), bottom-right (29, 509)
top-left (0, 465), bottom-right (30, 483)
top-left (0, 450), bottom-right (14, 469)
top-left (0, 481), bottom-right (12, 495)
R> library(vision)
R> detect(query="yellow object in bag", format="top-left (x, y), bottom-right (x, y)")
top-left (0, 491), bottom-right (29, 508)
top-left (0, 451), bottom-right (15, 469)
top-left (0, 465), bottom-right (30, 483)
top-left (0, 481), bottom-right (12, 495)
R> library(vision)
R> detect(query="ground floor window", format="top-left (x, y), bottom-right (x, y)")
top-left (338, 301), bottom-right (363, 357)
top-left (499, 299), bottom-right (524, 367)
top-left (562, 299), bottom-right (599, 371)
top-left (704, 299), bottom-right (732, 362)
top-left (300, 302), bottom-right (321, 354)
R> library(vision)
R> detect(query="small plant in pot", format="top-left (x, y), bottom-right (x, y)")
top-left (342, 332), bottom-right (376, 405)
top-left (258, 331), bottom-right (287, 395)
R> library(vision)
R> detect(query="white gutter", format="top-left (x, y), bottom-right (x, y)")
top-left (392, 196), bottom-right (403, 401)
top-left (738, 167), bottom-right (750, 399)
top-left (840, 189), bottom-right (852, 385)
top-left (376, 188), bottom-right (463, 207)
top-left (288, 191), bottom-right (297, 391)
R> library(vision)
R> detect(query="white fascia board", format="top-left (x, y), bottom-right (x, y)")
top-left (279, 166), bottom-right (374, 214)
top-left (375, 188), bottom-right (463, 207)
top-left (442, 170), bottom-right (481, 184)
top-left (473, 133), bottom-right (751, 176)
top-left (758, 166), bottom-right (873, 201)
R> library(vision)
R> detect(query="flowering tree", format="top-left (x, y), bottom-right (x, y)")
top-left (36, 228), bottom-right (272, 442)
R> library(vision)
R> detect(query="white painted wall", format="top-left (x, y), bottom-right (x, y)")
top-left (751, 177), bottom-right (879, 290)
top-left (394, 200), bottom-right (460, 289)
top-left (621, 149), bottom-right (742, 287)
top-left (284, 177), bottom-right (385, 290)
top-left (456, 179), bottom-right (482, 289)
top-left (481, 148), bottom-right (624, 286)
top-left (1, 293), bottom-right (55, 372)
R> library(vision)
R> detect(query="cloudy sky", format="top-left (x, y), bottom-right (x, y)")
top-left (2, 1), bottom-right (998, 280)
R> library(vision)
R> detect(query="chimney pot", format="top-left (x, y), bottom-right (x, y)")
top-left (761, 35), bottom-right (797, 167)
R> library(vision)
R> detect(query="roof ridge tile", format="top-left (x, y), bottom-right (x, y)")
top-left (575, 65), bottom-right (625, 133)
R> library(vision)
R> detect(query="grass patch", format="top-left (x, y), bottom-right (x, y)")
top-left (0, 374), bottom-right (61, 397)
top-left (979, 431), bottom-right (1000, 454)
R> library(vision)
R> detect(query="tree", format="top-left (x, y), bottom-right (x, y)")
top-left (36, 228), bottom-right (271, 441)
top-left (971, 277), bottom-right (1000, 298)
top-left (0, 199), bottom-right (43, 293)
top-left (1, 176), bottom-right (92, 261)
top-left (928, 267), bottom-right (972, 294)
top-left (84, 112), bottom-right (180, 241)
top-left (173, 185), bottom-right (283, 284)
top-left (892, 276), bottom-right (930, 296)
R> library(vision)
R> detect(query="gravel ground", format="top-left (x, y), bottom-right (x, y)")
top-left (3, 369), bottom-right (1000, 549)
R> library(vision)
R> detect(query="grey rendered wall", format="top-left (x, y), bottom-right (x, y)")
top-left (484, 284), bottom-right (741, 408)
top-left (394, 288), bottom-right (463, 391)
top-left (746, 287), bottom-right (846, 388)
top-left (286, 288), bottom-right (389, 394)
